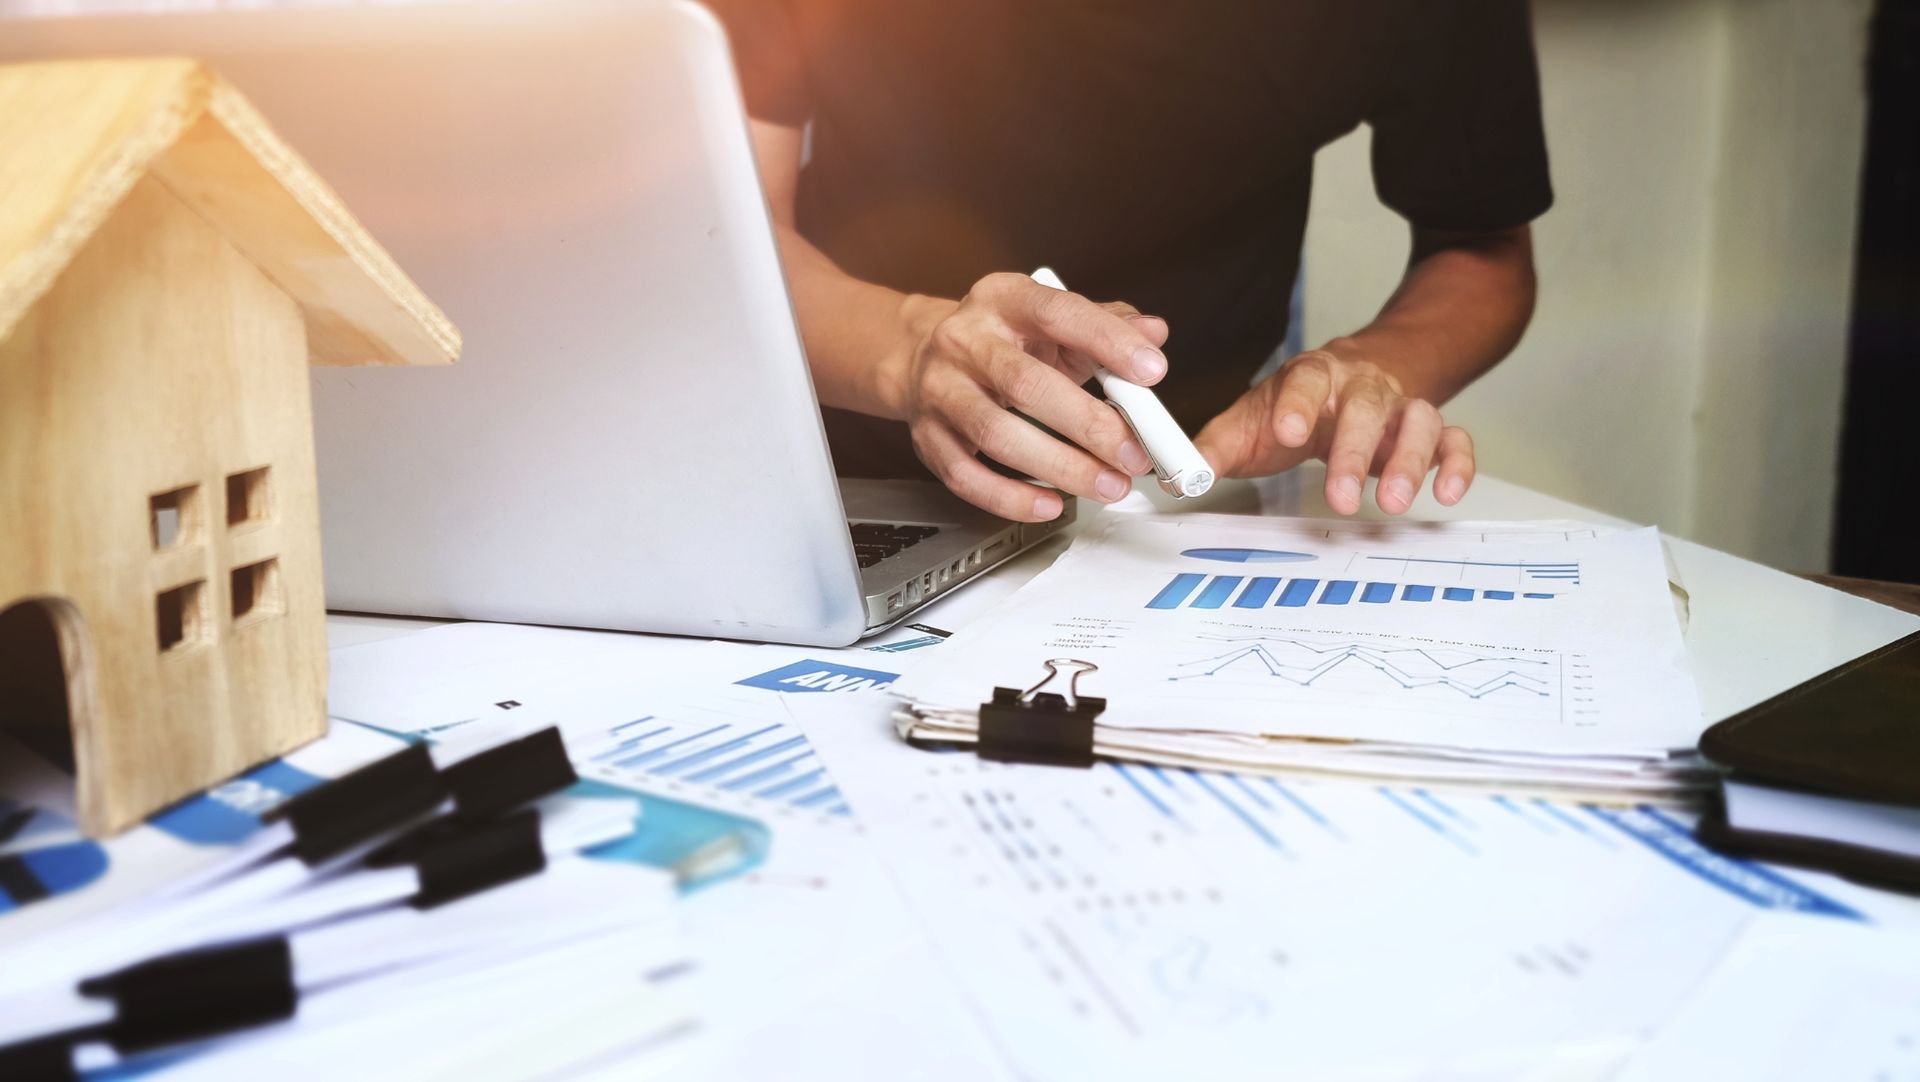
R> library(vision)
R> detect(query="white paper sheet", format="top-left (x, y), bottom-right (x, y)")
top-left (329, 625), bottom-right (922, 819)
top-left (661, 810), bottom-right (1016, 1082)
top-left (326, 625), bottom-right (1019, 1079)
top-left (325, 621), bottom-right (721, 740)
top-left (111, 912), bottom-right (699, 1081)
top-left (795, 694), bottom-right (1865, 1080)
top-left (1616, 914), bottom-right (1920, 1081)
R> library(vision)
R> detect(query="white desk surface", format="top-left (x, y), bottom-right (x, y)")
top-left (322, 465), bottom-right (1920, 1073)
top-left (328, 464), bottom-right (1920, 733)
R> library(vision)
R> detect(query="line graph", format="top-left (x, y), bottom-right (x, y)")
top-left (1159, 629), bottom-right (1581, 726)
top-left (1170, 635), bottom-right (1552, 701)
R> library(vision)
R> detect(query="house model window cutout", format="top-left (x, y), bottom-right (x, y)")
top-left (0, 59), bottom-right (460, 837)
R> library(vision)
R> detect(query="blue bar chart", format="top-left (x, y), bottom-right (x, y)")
top-left (590, 708), bottom-right (848, 814)
top-left (1144, 573), bottom-right (1558, 611)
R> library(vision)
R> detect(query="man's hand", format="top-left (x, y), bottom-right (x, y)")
top-left (885, 273), bottom-right (1170, 522)
top-left (1194, 348), bottom-right (1475, 515)
top-left (751, 112), bottom-right (1527, 522)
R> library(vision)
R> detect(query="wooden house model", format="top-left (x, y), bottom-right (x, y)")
top-left (0, 59), bottom-right (459, 835)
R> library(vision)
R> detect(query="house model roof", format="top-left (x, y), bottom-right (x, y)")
top-left (0, 58), bottom-right (459, 366)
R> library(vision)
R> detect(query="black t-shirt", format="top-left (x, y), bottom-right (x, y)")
top-left (709, 0), bottom-right (1553, 475)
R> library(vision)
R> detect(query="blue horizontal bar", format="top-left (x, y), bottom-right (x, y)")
top-left (717, 753), bottom-right (809, 792)
top-left (685, 734), bottom-right (809, 785)
top-left (1112, 762), bottom-right (1176, 820)
top-left (1523, 593), bottom-right (1556, 599)
top-left (651, 724), bottom-right (783, 776)
top-left (1192, 575), bottom-right (1244, 609)
top-left (792, 786), bottom-right (843, 809)
top-left (1483, 590), bottom-right (1514, 600)
top-left (758, 768), bottom-right (829, 801)
top-left (1277, 579), bottom-right (1319, 607)
top-left (1318, 580), bottom-right (1357, 605)
top-left (616, 723), bottom-right (732, 768)
top-left (1402, 585), bottom-right (1434, 602)
top-left (1442, 587), bottom-right (1474, 601)
top-left (1148, 573), bottom-right (1206, 609)
top-left (1233, 577), bottom-right (1281, 608)
top-left (592, 726), bottom-right (671, 761)
top-left (1360, 582), bottom-right (1394, 603)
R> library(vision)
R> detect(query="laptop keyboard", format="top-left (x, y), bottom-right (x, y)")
top-left (850, 522), bottom-right (941, 568)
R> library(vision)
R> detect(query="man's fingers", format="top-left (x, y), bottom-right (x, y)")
top-left (1058, 310), bottom-right (1168, 383)
top-left (941, 383), bottom-right (1133, 505)
top-left (1376, 400), bottom-right (1443, 515)
top-left (976, 340), bottom-right (1150, 475)
top-left (1434, 425), bottom-right (1475, 505)
top-left (910, 420), bottom-right (1064, 522)
top-left (1192, 387), bottom-right (1259, 479)
top-left (981, 273), bottom-right (1167, 385)
top-left (1322, 383), bottom-right (1392, 515)
top-left (1124, 313), bottom-right (1170, 348)
top-left (1102, 302), bottom-right (1170, 348)
top-left (1270, 353), bottom-right (1335, 448)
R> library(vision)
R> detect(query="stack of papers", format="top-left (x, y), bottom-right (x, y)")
top-left (0, 721), bottom-right (708, 1079)
top-left (894, 514), bottom-right (1714, 798)
top-left (323, 623), bottom-right (1020, 1081)
top-left (795, 694), bottom-right (1891, 1080)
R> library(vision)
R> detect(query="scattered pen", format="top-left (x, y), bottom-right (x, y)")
top-left (1030, 266), bottom-right (1215, 499)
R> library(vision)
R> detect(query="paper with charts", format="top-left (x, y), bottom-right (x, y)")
top-left (797, 696), bottom-right (1877, 1081)
top-left (894, 514), bottom-right (1707, 795)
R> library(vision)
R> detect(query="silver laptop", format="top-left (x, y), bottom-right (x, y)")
top-left (1, 0), bottom-right (1071, 647)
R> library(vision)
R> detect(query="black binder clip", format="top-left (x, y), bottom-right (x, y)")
top-left (263, 727), bottom-right (577, 866)
top-left (366, 807), bottom-right (550, 909)
top-left (81, 937), bottom-right (298, 1055)
top-left (976, 658), bottom-right (1104, 769)
top-left (266, 743), bottom-right (448, 865)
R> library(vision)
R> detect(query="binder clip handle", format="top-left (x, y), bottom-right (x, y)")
top-left (978, 658), bottom-right (1105, 769)
top-left (1018, 658), bottom-right (1099, 709)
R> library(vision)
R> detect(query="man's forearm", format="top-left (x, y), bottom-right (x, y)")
top-left (773, 225), bottom-right (954, 420)
top-left (1320, 225), bottom-right (1537, 405)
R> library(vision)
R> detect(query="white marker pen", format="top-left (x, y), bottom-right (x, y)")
top-left (1030, 267), bottom-right (1215, 498)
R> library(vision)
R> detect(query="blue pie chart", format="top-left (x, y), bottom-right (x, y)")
top-left (1180, 548), bottom-right (1318, 563)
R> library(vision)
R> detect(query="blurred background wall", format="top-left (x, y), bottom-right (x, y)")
top-left (1303, 0), bottom-right (1874, 571)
